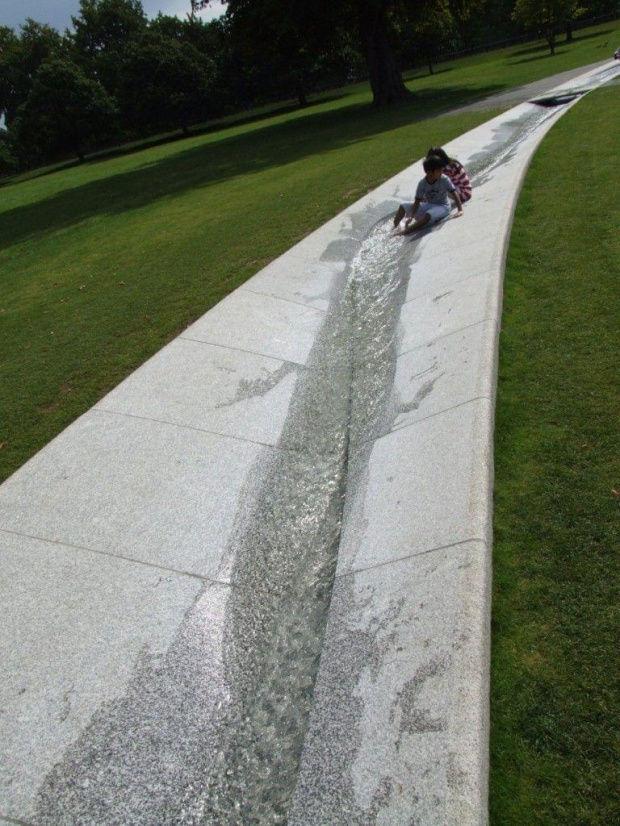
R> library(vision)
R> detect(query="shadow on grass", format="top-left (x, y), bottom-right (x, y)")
top-left (0, 83), bottom-right (503, 252)
top-left (509, 51), bottom-right (568, 65)
top-left (570, 27), bottom-right (616, 43)
top-left (0, 93), bottom-right (349, 191)
top-left (404, 66), bottom-right (456, 81)
top-left (510, 42), bottom-right (558, 59)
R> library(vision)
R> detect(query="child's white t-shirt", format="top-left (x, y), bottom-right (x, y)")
top-left (415, 173), bottom-right (455, 207)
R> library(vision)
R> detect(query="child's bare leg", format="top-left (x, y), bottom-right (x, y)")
top-left (402, 212), bottom-right (431, 235)
top-left (393, 204), bottom-right (406, 227)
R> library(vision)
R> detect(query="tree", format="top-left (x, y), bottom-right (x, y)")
top-left (0, 27), bottom-right (20, 124)
top-left (197, 0), bottom-right (415, 106)
top-left (70, 0), bottom-right (147, 94)
top-left (212, 0), bottom-right (329, 108)
top-left (355, 0), bottom-right (411, 104)
top-left (406, 0), bottom-right (456, 75)
top-left (198, 0), bottom-right (489, 107)
top-left (0, 20), bottom-right (64, 126)
top-left (512, 0), bottom-right (585, 55)
top-left (150, 12), bottom-right (228, 59)
top-left (14, 57), bottom-right (119, 163)
top-left (118, 31), bottom-right (216, 134)
top-left (0, 128), bottom-right (19, 174)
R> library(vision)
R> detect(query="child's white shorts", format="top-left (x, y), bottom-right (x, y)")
top-left (403, 202), bottom-right (450, 225)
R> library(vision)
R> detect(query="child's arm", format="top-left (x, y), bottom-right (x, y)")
top-left (450, 189), bottom-right (464, 215)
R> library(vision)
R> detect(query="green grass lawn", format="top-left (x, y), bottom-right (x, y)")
top-left (491, 80), bottom-right (620, 824)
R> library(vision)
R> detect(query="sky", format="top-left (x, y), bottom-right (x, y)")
top-left (0, 0), bottom-right (227, 33)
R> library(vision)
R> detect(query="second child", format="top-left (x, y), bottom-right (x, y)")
top-left (427, 146), bottom-right (472, 202)
top-left (393, 156), bottom-right (463, 236)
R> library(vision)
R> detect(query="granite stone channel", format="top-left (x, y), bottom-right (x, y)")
top-left (2, 62), bottom-right (618, 826)
top-left (33, 100), bottom-right (565, 826)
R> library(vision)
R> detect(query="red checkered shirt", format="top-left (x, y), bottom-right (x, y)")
top-left (444, 160), bottom-right (472, 202)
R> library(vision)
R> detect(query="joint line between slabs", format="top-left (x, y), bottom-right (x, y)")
top-left (91, 406), bottom-right (279, 450)
top-left (179, 335), bottom-right (308, 366)
top-left (396, 316), bottom-right (499, 358)
top-left (91, 407), bottom-right (339, 462)
top-left (0, 527), bottom-right (221, 585)
top-left (404, 227), bottom-right (498, 265)
top-left (401, 268), bottom-right (498, 308)
top-left (240, 287), bottom-right (328, 313)
top-left (402, 266), bottom-right (497, 307)
top-left (335, 537), bottom-right (486, 579)
top-left (349, 394), bottom-right (491, 452)
top-left (383, 394), bottom-right (493, 436)
top-left (173, 336), bottom-right (305, 369)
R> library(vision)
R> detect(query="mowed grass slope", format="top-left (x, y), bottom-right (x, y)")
top-left (491, 81), bottom-right (620, 824)
top-left (0, 103), bottom-right (493, 482)
top-left (0, 20), bottom-right (617, 485)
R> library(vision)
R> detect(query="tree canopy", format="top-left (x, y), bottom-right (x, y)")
top-left (0, 20), bottom-right (64, 126)
top-left (14, 57), bottom-right (119, 163)
top-left (512, 0), bottom-right (586, 54)
top-left (118, 31), bottom-right (216, 134)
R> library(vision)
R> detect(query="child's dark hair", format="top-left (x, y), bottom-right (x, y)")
top-left (423, 155), bottom-right (445, 173)
top-left (427, 146), bottom-right (453, 166)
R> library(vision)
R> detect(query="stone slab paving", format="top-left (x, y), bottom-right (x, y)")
top-left (1, 61), bottom-right (618, 825)
top-left (0, 412), bottom-right (265, 580)
top-left (180, 289), bottom-right (327, 365)
top-left (96, 338), bottom-right (302, 447)
top-left (0, 532), bottom-right (204, 820)
top-left (289, 540), bottom-right (489, 826)
top-left (336, 399), bottom-right (493, 577)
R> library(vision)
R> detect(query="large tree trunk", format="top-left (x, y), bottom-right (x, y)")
top-left (358, 2), bottom-right (409, 106)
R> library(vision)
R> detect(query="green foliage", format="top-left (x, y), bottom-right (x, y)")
top-left (70, 0), bottom-right (148, 94)
top-left (71, 0), bottom-right (148, 59)
top-left (219, 0), bottom-right (358, 106)
top-left (205, 0), bottom-right (418, 105)
top-left (512, 0), bottom-right (586, 53)
top-left (118, 32), bottom-right (216, 133)
top-left (0, 20), bottom-right (64, 126)
top-left (400, 0), bottom-right (457, 75)
top-left (14, 57), bottom-right (119, 163)
top-left (0, 128), bottom-right (19, 174)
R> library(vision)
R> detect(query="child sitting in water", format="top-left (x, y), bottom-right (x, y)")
top-left (393, 156), bottom-right (463, 236)
top-left (427, 146), bottom-right (472, 202)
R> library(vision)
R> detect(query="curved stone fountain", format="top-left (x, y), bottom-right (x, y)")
top-left (1, 61), bottom-right (618, 826)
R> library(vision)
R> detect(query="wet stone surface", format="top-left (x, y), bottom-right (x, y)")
top-left (289, 543), bottom-right (489, 826)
